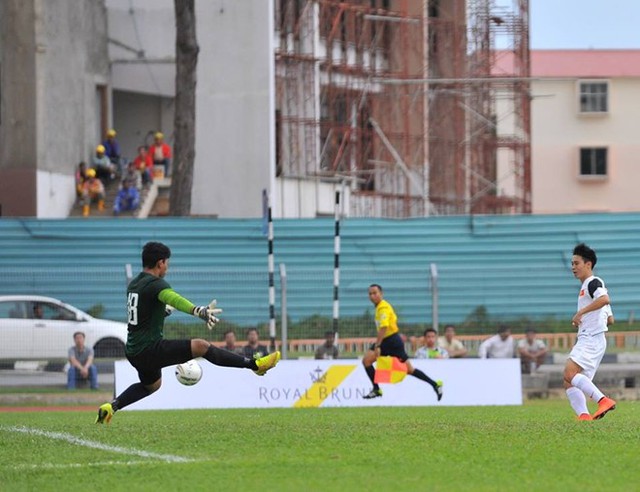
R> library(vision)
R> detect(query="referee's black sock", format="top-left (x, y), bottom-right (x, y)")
top-left (204, 345), bottom-right (257, 370)
top-left (411, 369), bottom-right (437, 389)
top-left (364, 364), bottom-right (380, 391)
top-left (112, 383), bottom-right (151, 412)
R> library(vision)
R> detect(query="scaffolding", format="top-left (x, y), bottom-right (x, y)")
top-left (274, 0), bottom-right (530, 217)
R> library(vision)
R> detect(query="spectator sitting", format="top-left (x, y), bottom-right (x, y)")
top-left (478, 325), bottom-right (515, 359)
top-left (113, 180), bottom-right (140, 216)
top-left (102, 128), bottom-right (123, 175)
top-left (123, 161), bottom-right (142, 190)
top-left (149, 131), bottom-right (172, 178)
top-left (75, 161), bottom-right (87, 201)
top-left (315, 331), bottom-right (339, 360)
top-left (517, 328), bottom-right (548, 373)
top-left (132, 145), bottom-right (153, 186)
top-left (222, 329), bottom-right (242, 355)
top-left (415, 328), bottom-right (449, 359)
top-left (81, 168), bottom-right (105, 217)
top-left (67, 331), bottom-right (98, 390)
top-left (242, 328), bottom-right (269, 359)
top-left (437, 324), bottom-right (468, 358)
top-left (92, 144), bottom-right (117, 183)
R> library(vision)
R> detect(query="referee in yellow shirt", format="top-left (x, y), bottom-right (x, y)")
top-left (363, 284), bottom-right (443, 400)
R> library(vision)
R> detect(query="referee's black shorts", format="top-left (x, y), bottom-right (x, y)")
top-left (126, 339), bottom-right (192, 385)
top-left (369, 333), bottom-right (409, 362)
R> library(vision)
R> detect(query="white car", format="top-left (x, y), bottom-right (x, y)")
top-left (0, 295), bottom-right (127, 360)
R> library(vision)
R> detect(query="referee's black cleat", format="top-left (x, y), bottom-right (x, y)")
top-left (434, 380), bottom-right (444, 401)
top-left (363, 388), bottom-right (383, 399)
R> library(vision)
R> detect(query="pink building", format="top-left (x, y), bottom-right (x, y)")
top-left (497, 50), bottom-right (640, 213)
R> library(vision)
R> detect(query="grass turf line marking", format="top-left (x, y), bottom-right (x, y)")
top-left (7, 460), bottom-right (206, 471)
top-left (2, 426), bottom-right (192, 463)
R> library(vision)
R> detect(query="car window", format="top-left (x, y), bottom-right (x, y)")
top-left (30, 302), bottom-right (76, 321)
top-left (0, 301), bottom-right (27, 319)
top-left (53, 305), bottom-right (77, 321)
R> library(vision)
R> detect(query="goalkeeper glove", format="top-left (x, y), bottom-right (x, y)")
top-left (193, 299), bottom-right (222, 330)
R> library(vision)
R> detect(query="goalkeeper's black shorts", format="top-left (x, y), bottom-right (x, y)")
top-left (369, 333), bottom-right (409, 362)
top-left (126, 339), bottom-right (192, 385)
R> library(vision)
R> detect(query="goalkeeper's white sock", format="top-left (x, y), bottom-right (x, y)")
top-left (566, 386), bottom-right (588, 416)
top-left (571, 373), bottom-right (605, 402)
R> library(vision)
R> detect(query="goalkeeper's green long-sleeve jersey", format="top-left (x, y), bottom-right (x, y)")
top-left (125, 272), bottom-right (195, 356)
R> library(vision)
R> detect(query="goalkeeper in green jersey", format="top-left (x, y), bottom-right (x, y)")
top-left (96, 241), bottom-right (280, 424)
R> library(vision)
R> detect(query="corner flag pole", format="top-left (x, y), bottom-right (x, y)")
top-left (267, 197), bottom-right (276, 352)
top-left (333, 190), bottom-right (341, 345)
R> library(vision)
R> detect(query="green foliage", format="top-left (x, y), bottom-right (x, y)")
top-left (0, 401), bottom-right (638, 491)
top-left (85, 303), bottom-right (105, 318)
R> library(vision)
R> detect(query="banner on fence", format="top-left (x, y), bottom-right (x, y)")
top-left (115, 358), bottom-right (522, 410)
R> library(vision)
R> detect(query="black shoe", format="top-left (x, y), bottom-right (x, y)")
top-left (363, 388), bottom-right (383, 399)
top-left (434, 380), bottom-right (443, 401)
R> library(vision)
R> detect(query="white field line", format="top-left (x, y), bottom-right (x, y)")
top-left (9, 460), bottom-right (184, 471)
top-left (2, 426), bottom-right (193, 463)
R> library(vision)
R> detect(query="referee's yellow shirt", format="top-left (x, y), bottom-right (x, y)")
top-left (375, 300), bottom-right (399, 338)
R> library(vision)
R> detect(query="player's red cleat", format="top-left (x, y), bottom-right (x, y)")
top-left (593, 396), bottom-right (616, 420)
top-left (577, 413), bottom-right (593, 421)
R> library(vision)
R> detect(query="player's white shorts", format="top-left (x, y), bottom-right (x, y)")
top-left (568, 333), bottom-right (606, 380)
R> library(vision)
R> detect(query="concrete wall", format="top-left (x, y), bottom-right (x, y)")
top-left (191, 0), bottom-right (275, 218)
top-left (276, 179), bottom-right (351, 218)
top-left (0, 0), bottom-right (38, 216)
top-left (0, 0), bottom-right (109, 217)
top-left (107, 0), bottom-right (175, 97)
top-left (112, 90), bottom-right (174, 161)
top-left (35, 0), bottom-right (110, 218)
top-left (532, 78), bottom-right (640, 213)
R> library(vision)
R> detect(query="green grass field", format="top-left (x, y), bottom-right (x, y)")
top-left (1, 400), bottom-right (638, 491)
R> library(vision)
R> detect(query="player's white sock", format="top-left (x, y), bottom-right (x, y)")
top-left (566, 386), bottom-right (589, 416)
top-left (571, 373), bottom-right (605, 402)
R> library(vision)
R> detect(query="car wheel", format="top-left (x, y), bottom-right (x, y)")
top-left (94, 338), bottom-right (125, 358)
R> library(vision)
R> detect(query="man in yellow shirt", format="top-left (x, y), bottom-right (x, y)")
top-left (362, 284), bottom-right (443, 400)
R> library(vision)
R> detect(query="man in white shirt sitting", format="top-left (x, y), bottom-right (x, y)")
top-left (478, 325), bottom-right (515, 359)
top-left (517, 328), bottom-right (548, 373)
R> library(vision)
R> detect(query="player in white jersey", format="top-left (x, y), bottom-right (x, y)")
top-left (564, 243), bottom-right (616, 421)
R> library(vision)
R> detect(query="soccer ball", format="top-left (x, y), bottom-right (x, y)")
top-left (175, 360), bottom-right (203, 386)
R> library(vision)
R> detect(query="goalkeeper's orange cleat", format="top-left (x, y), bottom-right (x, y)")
top-left (577, 413), bottom-right (593, 421)
top-left (593, 396), bottom-right (616, 420)
top-left (254, 351), bottom-right (281, 376)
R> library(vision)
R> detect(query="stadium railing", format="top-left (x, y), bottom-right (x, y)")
top-left (210, 331), bottom-right (640, 357)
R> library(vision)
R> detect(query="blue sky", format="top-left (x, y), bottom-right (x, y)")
top-left (530, 0), bottom-right (640, 49)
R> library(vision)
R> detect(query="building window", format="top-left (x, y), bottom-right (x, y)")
top-left (580, 147), bottom-right (607, 176)
top-left (579, 81), bottom-right (608, 113)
